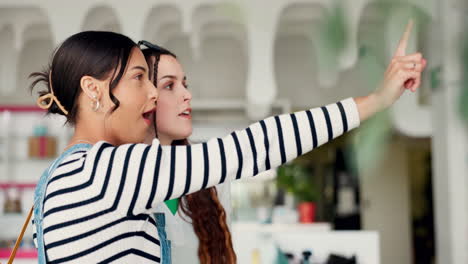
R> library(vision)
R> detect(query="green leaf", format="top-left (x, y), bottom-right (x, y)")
top-left (276, 163), bottom-right (318, 202)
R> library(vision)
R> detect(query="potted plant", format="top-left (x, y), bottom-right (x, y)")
top-left (276, 162), bottom-right (318, 223)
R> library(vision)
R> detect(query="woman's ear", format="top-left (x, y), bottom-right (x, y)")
top-left (80, 75), bottom-right (102, 101)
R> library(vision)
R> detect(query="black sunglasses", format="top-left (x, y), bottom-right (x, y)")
top-left (138, 40), bottom-right (165, 52)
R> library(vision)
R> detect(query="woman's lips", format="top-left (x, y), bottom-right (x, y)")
top-left (143, 118), bottom-right (152, 125)
top-left (178, 114), bottom-right (192, 120)
top-left (142, 109), bottom-right (156, 125)
top-left (178, 108), bottom-right (192, 119)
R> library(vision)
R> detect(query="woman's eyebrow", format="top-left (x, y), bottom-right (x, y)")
top-left (130, 65), bottom-right (147, 72)
top-left (158, 75), bottom-right (188, 84)
top-left (158, 75), bottom-right (177, 83)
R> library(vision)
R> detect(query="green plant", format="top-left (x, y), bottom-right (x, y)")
top-left (276, 163), bottom-right (318, 203)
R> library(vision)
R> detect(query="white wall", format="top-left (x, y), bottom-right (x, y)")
top-left (431, 0), bottom-right (468, 263)
top-left (359, 140), bottom-right (412, 264)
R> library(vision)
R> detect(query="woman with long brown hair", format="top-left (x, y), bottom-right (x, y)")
top-left (141, 43), bottom-right (236, 264)
top-left (138, 19), bottom-right (424, 263)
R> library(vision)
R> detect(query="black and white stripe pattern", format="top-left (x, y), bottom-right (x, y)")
top-left (33, 98), bottom-right (359, 263)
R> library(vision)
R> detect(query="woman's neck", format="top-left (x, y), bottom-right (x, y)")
top-left (158, 136), bottom-right (174, 146)
top-left (155, 130), bottom-right (176, 146)
top-left (69, 121), bottom-right (116, 148)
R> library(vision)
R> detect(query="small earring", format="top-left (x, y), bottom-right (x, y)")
top-left (92, 95), bottom-right (100, 112)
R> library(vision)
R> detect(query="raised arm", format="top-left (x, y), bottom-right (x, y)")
top-left (43, 21), bottom-right (425, 219)
top-left (79, 98), bottom-right (359, 216)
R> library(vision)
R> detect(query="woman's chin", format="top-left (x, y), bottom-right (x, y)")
top-left (175, 126), bottom-right (192, 139)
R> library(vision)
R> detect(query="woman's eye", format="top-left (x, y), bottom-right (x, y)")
top-left (183, 83), bottom-right (189, 89)
top-left (164, 83), bottom-right (173, 90)
top-left (135, 74), bottom-right (143, 80)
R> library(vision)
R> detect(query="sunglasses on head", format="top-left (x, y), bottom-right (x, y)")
top-left (138, 40), bottom-right (165, 52)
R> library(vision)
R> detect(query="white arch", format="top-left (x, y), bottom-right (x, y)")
top-left (356, 1), bottom-right (433, 137)
top-left (274, 3), bottom-right (329, 106)
top-left (17, 22), bottom-right (53, 105)
top-left (0, 7), bottom-right (49, 50)
top-left (191, 3), bottom-right (246, 59)
top-left (191, 3), bottom-right (248, 100)
top-left (82, 5), bottom-right (121, 32)
top-left (386, 6), bottom-right (433, 137)
top-left (22, 23), bottom-right (53, 46)
top-left (0, 25), bottom-right (15, 96)
top-left (276, 3), bottom-right (326, 42)
top-left (0, 7), bottom-right (54, 105)
top-left (142, 4), bottom-right (182, 44)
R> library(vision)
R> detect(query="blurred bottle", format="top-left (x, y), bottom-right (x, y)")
top-left (4, 187), bottom-right (21, 214)
top-left (28, 124), bottom-right (57, 159)
top-left (333, 148), bottom-right (361, 230)
top-left (251, 248), bottom-right (261, 264)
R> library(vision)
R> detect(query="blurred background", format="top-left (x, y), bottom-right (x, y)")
top-left (0, 0), bottom-right (467, 263)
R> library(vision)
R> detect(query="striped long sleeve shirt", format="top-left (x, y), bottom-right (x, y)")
top-left (33, 98), bottom-right (360, 263)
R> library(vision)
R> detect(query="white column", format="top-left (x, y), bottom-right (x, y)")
top-left (432, 0), bottom-right (468, 263)
top-left (244, 1), bottom-right (282, 119)
top-left (339, 0), bottom-right (367, 70)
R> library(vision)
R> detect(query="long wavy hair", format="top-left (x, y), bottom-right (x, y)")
top-left (141, 45), bottom-right (236, 264)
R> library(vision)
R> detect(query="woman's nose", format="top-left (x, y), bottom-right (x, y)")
top-left (149, 82), bottom-right (158, 104)
top-left (183, 89), bottom-right (192, 102)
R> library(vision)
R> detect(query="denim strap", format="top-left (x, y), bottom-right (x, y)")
top-left (33, 144), bottom-right (92, 263)
top-left (155, 213), bottom-right (172, 264)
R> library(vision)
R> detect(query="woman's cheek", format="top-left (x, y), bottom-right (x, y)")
top-left (156, 106), bottom-right (170, 128)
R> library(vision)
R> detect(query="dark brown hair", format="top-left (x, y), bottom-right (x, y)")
top-left (142, 46), bottom-right (236, 264)
top-left (30, 31), bottom-right (137, 124)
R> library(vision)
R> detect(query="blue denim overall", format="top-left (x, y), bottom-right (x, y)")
top-left (155, 212), bottom-right (172, 264)
top-left (33, 143), bottom-right (92, 263)
top-left (32, 143), bottom-right (172, 263)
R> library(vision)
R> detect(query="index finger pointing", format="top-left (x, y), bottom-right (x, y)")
top-left (394, 19), bottom-right (414, 57)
